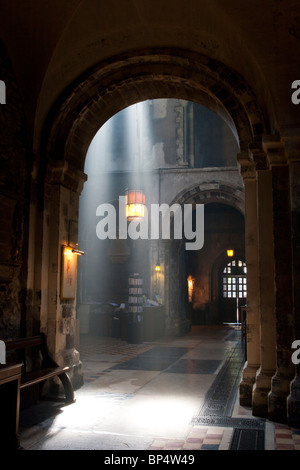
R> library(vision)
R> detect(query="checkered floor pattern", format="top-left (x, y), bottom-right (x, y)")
top-left (79, 334), bottom-right (300, 451)
top-left (80, 335), bottom-right (228, 450)
top-left (147, 417), bottom-right (300, 451)
top-left (148, 426), bottom-right (225, 450)
top-left (274, 425), bottom-right (300, 450)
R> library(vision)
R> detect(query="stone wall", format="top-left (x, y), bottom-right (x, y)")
top-left (0, 40), bottom-right (31, 340)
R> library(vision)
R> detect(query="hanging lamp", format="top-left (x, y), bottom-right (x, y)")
top-left (125, 189), bottom-right (146, 221)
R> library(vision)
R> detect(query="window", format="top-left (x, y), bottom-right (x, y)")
top-left (222, 260), bottom-right (247, 299)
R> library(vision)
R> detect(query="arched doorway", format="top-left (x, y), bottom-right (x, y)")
top-left (36, 47), bottom-right (267, 398)
top-left (220, 258), bottom-right (247, 324)
top-left (76, 99), bottom-right (242, 338)
top-left (182, 202), bottom-right (245, 326)
top-left (0, 0), bottom-right (295, 430)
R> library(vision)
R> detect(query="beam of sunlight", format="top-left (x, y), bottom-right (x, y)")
top-left (128, 395), bottom-right (198, 430)
top-left (45, 392), bottom-right (201, 439)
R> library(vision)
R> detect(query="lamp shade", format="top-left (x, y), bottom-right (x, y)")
top-left (125, 189), bottom-right (146, 221)
top-left (227, 249), bottom-right (234, 257)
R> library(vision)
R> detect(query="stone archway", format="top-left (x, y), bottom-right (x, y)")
top-left (171, 181), bottom-right (245, 214)
top-left (32, 44), bottom-right (300, 429)
top-left (164, 184), bottom-right (245, 329)
top-left (43, 48), bottom-right (268, 171)
top-left (35, 47), bottom-right (271, 396)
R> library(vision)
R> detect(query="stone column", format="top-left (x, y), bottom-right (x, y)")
top-left (188, 103), bottom-right (195, 167)
top-left (263, 135), bottom-right (295, 424)
top-left (237, 151), bottom-right (261, 407)
top-left (165, 239), bottom-right (184, 336)
top-left (250, 144), bottom-right (276, 418)
top-left (285, 132), bottom-right (300, 428)
top-left (150, 239), bottom-right (165, 302)
top-left (42, 160), bottom-right (87, 391)
top-left (175, 100), bottom-right (189, 167)
top-left (26, 160), bottom-right (44, 337)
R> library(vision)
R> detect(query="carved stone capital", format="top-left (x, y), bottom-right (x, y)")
top-left (262, 135), bottom-right (287, 166)
top-left (249, 142), bottom-right (269, 171)
top-left (237, 151), bottom-right (256, 180)
top-left (282, 135), bottom-right (300, 162)
top-left (46, 160), bottom-right (87, 194)
top-left (46, 160), bottom-right (68, 185)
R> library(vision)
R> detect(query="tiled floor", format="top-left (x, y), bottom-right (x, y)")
top-left (148, 426), bottom-right (228, 450)
top-left (274, 425), bottom-right (300, 450)
top-left (18, 325), bottom-right (300, 451)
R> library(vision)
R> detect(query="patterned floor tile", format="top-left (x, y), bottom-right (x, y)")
top-left (274, 425), bottom-right (300, 450)
top-left (79, 333), bottom-right (300, 451)
top-left (147, 426), bottom-right (225, 450)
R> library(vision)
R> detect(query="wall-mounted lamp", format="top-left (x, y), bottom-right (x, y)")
top-left (63, 245), bottom-right (84, 257)
top-left (227, 249), bottom-right (234, 257)
top-left (155, 264), bottom-right (161, 272)
top-left (125, 189), bottom-right (146, 221)
top-left (71, 244), bottom-right (85, 256)
top-left (187, 275), bottom-right (195, 303)
top-left (61, 246), bottom-right (77, 299)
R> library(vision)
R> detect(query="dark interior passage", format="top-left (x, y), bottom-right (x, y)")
top-left (184, 203), bottom-right (245, 326)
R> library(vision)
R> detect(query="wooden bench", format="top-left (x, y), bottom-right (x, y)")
top-left (4, 333), bottom-right (75, 404)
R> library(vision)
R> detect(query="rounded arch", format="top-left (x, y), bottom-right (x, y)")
top-left (170, 182), bottom-right (245, 215)
top-left (43, 48), bottom-right (268, 174)
top-left (214, 251), bottom-right (247, 281)
top-left (170, 192), bottom-right (245, 325)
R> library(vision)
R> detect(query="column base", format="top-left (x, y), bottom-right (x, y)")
top-left (65, 347), bottom-right (84, 390)
top-left (69, 360), bottom-right (84, 390)
top-left (268, 373), bottom-right (291, 424)
top-left (287, 373), bottom-right (300, 429)
top-left (49, 346), bottom-right (84, 398)
top-left (48, 360), bottom-right (84, 399)
top-left (252, 368), bottom-right (274, 418)
top-left (239, 362), bottom-right (258, 407)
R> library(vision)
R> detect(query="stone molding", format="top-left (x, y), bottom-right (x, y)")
top-left (248, 142), bottom-right (269, 172)
top-left (237, 151), bottom-right (256, 180)
top-left (262, 135), bottom-right (287, 166)
top-left (46, 160), bottom-right (87, 194)
top-left (43, 48), bottom-right (267, 174)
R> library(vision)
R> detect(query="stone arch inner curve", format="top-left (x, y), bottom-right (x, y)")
top-left (170, 182), bottom-right (245, 215)
top-left (43, 48), bottom-right (268, 173)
